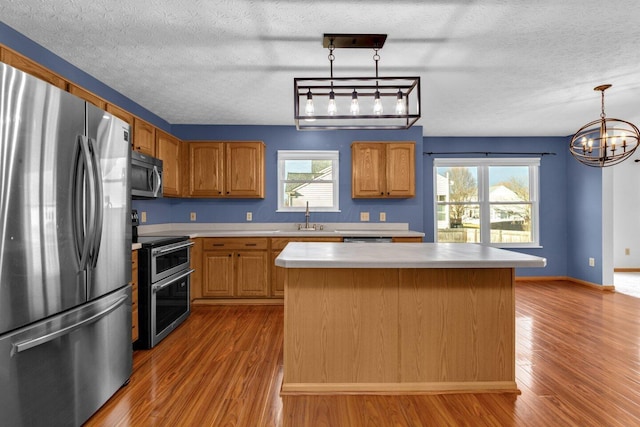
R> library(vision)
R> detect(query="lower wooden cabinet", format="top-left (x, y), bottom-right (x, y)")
top-left (202, 238), bottom-right (269, 298)
top-left (194, 235), bottom-right (422, 300)
top-left (392, 236), bottom-right (423, 242)
top-left (131, 250), bottom-right (139, 343)
top-left (270, 237), bottom-right (343, 297)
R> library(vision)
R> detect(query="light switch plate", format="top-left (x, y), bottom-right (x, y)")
top-left (190, 212), bottom-right (197, 221)
top-left (246, 212), bottom-right (253, 221)
top-left (379, 212), bottom-right (386, 222)
top-left (140, 211), bottom-right (147, 223)
top-left (360, 212), bottom-right (369, 221)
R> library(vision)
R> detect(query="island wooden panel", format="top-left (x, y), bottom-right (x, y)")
top-left (282, 267), bottom-right (517, 394)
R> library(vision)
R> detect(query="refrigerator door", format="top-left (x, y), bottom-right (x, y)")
top-left (85, 104), bottom-right (131, 300)
top-left (0, 63), bottom-right (86, 334)
top-left (0, 286), bottom-right (133, 427)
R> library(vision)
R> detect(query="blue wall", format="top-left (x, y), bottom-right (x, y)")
top-left (135, 125), bottom-right (424, 230)
top-left (422, 137), bottom-right (569, 278)
top-left (566, 152), bottom-right (603, 283)
top-left (0, 22), bottom-right (171, 132)
top-left (1, 21), bottom-right (609, 283)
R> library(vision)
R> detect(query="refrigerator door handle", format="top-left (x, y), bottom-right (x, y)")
top-left (11, 294), bottom-right (128, 356)
top-left (152, 165), bottom-right (162, 197)
top-left (88, 137), bottom-right (104, 268)
top-left (74, 135), bottom-right (93, 269)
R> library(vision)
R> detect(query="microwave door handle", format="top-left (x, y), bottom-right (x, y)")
top-left (11, 295), bottom-right (128, 356)
top-left (152, 165), bottom-right (162, 197)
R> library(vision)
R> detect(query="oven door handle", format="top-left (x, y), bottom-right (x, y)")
top-left (152, 269), bottom-right (195, 293)
top-left (153, 241), bottom-right (194, 255)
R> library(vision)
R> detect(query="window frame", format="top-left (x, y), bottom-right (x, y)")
top-left (433, 157), bottom-right (541, 248)
top-left (277, 150), bottom-right (340, 212)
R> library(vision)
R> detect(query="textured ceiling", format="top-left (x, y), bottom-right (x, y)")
top-left (2, 0), bottom-right (640, 136)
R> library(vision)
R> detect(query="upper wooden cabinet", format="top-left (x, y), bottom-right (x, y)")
top-left (133, 118), bottom-right (156, 156)
top-left (106, 104), bottom-right (134, 127)
top-left (156, 130), bottom-right (182, 197)
top-left (1, 47), bottom-right (66, 89)
top-left (68, 84), bottom-right (106, 109)
top-left (351, 141), bottom-right (415, 198)
top-left (186, 141), bottom-right (265, 198)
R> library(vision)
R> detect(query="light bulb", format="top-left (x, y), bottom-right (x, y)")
top-left (395, 90), bottom-right (405, 115)
top-left (304, 89), bottom-right (315, 122)
top-left (328, 91), bottom-right (337, 115)
top-left (373, 90), bottom-right (383, 115)
top-left (350, 90), bottom-right (360, 115)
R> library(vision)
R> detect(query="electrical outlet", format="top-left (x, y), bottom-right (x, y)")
top-left (360, 212), bottom-right (369, 222)
top-left (379, 212), bottom-right (386, 222)
top-left (140, 211), bottom-right (147, 223)
top-left (246, 212), bottom-right (253, 221)
top-left (625, 248), bottom-right (631, 256)
top-left (190, 212), bottom-right (197, 221)
top-left (589, 257), bottom-right (595, 267)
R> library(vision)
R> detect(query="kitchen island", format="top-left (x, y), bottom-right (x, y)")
top-left (275, 242), bottom-right (546, 395)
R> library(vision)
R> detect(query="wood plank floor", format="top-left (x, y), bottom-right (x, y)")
top-left (84, 280), bottom-right (640, 426)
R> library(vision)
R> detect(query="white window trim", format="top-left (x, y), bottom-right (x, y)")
top-left (277, 150), bottom-right (340, 212)
top-left (433, 157), bottom-right (541, 248)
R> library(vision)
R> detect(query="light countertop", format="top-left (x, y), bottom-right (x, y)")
top-left (275, 242), bottom-right (547, 269)
top-left (136, 222), bottom-right (425, 239)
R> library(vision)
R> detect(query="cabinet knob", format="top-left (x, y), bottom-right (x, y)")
top-left (380, 192), bottom-right (384, 195)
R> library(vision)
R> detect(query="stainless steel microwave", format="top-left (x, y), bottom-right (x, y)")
top-left (131, 150), bottom-right (163, 199)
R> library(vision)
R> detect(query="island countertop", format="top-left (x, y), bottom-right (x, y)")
top-left (275, 242), bottom-right (546, 269)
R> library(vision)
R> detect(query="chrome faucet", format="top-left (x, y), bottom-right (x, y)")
top-left (305, 201), bottom-right (311, 229)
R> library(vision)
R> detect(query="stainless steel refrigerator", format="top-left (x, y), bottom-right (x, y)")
top-left (0, 62), bottom-right (132, 426)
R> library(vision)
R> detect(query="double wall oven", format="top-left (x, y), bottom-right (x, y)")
top-left (133, 212), bottom-right (194, 349)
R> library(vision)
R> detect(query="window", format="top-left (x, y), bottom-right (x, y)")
top-left (277, 150), bottom-right (340, 212)
top-left (434, 158), bottom-right (540, 247)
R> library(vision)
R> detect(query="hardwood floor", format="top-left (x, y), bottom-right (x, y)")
top-left (84, 280), bottom-right (640, 426)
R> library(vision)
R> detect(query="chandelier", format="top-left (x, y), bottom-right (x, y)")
top-left (294, 34), bottom-right (421, 130)
top-left (569, 84), bottom-right (640, 167)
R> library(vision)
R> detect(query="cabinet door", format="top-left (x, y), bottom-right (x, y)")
top-left (352, 143), bottom-right (386, 198)
top-left (225, 141), bottom-right (265, 198)
top-left (386, 143), bottom-right (415, 198)
top-left (236, 251), bottom-right (269, 297)
top-left (202, 251), bottom-right (234, 297)
top-left (188, 141), bottom-right (225, 197)
top-left (190, 238), bottom-right (203, 300)
top-left (131, 250), bottom-right (139, 343)
top-left (133, 118), bottom-right (156, 156)
top-left (68, 84), bottom-right (106, 109)
top-left (106, 104), bottom-right (134, 126)
top-left (156, 130), bottom-right (181, 197)
top-left (271, 250), bottom-right (284, 297)
top-left (1, 47), bottom-right (66, 89)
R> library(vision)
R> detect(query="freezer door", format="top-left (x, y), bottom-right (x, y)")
top-left (0, 63), bottom-right (86, 334)
top-left (85, 103), bottom-right (131, 300)
top-left (0, 286), bottom-right (132, 427)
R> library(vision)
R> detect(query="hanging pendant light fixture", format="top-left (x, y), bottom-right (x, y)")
top-left (569, 84), bottom-right (640, 167)
top-left (294, 34), bottom-right (421, 130)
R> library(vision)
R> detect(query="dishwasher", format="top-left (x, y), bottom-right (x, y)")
top-left (342, 236), bottom-right (393, 243)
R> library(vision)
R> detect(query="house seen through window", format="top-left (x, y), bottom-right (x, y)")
top-left (277, 150), bottom-right (340, 212)
top-left (434, 158), bottom-right (540, 247)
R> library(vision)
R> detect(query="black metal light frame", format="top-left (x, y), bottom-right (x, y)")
top-left (294, 34), bottom-right (421, 131)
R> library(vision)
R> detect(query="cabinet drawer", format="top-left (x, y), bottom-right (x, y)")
top-left (271, 237), bottom-right (343, 250)
top-left (203, 238), bottom-right (268, 251)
